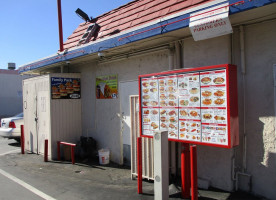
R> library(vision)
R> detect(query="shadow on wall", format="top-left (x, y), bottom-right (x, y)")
top-left (236, 111), bottom-right (276, 199)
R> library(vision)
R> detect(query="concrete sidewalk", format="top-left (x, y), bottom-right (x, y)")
top-left (0, 152), bottom-right (266, 200)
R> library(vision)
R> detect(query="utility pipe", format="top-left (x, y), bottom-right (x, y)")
top-left (60, 65), bottom-right (64, 73)
top-left (240, 25), bottom-right (247, 172)
top-left (175, 41), bottom-right (182, 69)
top-left (57, 0), bottom-right (64, 52)
top-left (168, 43), bottom-right (175, 70)
top-left (240, 26), bottom-right (246, 74)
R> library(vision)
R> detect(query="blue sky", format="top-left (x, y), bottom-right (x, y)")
top-left (0, 0), bottom-right (131, 69)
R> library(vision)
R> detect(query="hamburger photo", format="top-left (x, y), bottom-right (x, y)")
top-left (201, 77), bottom-right (211, 84)
top-left (72, 80), bottom-right (80, 91)
top-left (160, 116), bottom-right (167, 122)
top-left (167, 79), bottom-right (174, 86)
top-left (52, 86), bottom-right (61, 99)
top-left (160, 94), bottom-right (166, 100)
top-left (159, 80), bottom-right (165, 86)
top-left (213, 77), bottom-right (224, 84)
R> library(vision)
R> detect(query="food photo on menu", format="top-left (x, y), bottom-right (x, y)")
top-left (141, 78), bottom-right (160, 136)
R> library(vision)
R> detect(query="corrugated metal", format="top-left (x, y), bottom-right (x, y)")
top-left (23, 73), bottom-right (81, 160)
top-left (130, 95), bottom-right (154, 180)
top-left (50, 73), bottom-right (82, 159)
top-left (23, 75), bottom-right (50, 154)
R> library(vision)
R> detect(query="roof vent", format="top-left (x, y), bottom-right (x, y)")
top-left (8, 63), bottom-right (16, 70)
top-left (77, 23), bottom-right (100, 46)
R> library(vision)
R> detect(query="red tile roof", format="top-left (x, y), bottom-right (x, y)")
top-left (63, 0), bottom-right (210, 50)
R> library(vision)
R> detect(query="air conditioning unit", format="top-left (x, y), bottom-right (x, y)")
top-left (8, 63), bottom-right (16, 70)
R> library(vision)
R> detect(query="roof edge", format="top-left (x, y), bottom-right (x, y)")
top-left (19, 0), bottom-right (276, 74)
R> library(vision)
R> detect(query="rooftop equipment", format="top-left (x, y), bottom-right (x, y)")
top-left (8, 63), bottom-right (16, 70)
top-left (78, 23), bottom-right (100, 45)
top-left (75, 8), bottom-right (98, 23)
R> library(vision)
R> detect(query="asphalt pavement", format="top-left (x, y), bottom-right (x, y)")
top-left (0, 138), bottom-right (266, 200)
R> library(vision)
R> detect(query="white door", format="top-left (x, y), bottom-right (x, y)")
top-left (119, 80), bottom-right (138, 166)
top-left (23, 81), bottom-right (37, 153)
top-left (37, 91), bottom-right (50, 154)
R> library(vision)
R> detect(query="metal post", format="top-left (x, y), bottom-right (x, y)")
top-left (57, 141), bottom-right (61, 161)
top-left (44, 140), bottom-right (48, 162)
top-left (71, 146), bottom-right (75, 164)
top-left (190, 145), bottom-right (198, 200)
top-left (20, 125), bottom-right (25, 154)
top-left (137, 137), bottom-right (142, 194)
top-left (154, 131), bottom-right (169, 200)
top-left (181, 143), bottom-right (190, 199)
top-left (57, 0), bottom-right (64, 52)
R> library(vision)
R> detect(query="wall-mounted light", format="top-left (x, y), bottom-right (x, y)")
top-left (98, 52), bottom-right (106, 58)
top-left (75, 8), bottom-right (97, 23)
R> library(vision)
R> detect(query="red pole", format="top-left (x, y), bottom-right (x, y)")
top-left (20, 125), bottom-right (25, 154)
top-left (57, 141), bottom-right (61, 161)
top-left (190, 145), bottom-right (198, 200)
top-left (71, 146), bottom-right (75, 164)
top-left (181, 143), bottom-right (190, 199)
top-left (137, 137), bottom-right (142, 194)
top-left (57, 0), bottom-right (64, 52)
top-left (44, 139), bottom-right (48, 162)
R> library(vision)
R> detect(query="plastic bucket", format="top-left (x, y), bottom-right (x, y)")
top-left (98, 149), bottom-right (110, 165)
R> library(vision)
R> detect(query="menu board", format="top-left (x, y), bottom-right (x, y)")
top-left (139, 65), bottom-right (239, 148)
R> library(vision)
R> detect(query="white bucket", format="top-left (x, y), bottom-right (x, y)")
top-left (98, 149), bottom-right (110, 165)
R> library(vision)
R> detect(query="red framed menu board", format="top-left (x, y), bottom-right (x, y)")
top-left (138, 64), bottom-right (239, 148)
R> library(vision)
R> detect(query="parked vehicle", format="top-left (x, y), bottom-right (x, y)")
top-left (0, 112), bottom-right (23, 142)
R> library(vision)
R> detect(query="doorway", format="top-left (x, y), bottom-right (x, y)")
top-left (119, 80), bottom-right (138, 166)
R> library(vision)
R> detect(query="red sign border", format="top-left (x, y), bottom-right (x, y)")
top-left (138, 64), bottom-right (239, 148)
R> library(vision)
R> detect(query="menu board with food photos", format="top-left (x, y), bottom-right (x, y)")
top-left (139, 64), bottom-right (239, 148)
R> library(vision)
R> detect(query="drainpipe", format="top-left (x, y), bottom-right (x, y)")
top-left (175, 41), bottom-right (182, 69)
top-left (168, 44), bottom-right (175, 70)
top-left (240, 25), bottom-right (247, 172)
top-left (232, 25), bottom-right (252, 191)
top-left (61, 65), bottom-right (64, 73)
top-left (57, 0), bottom-right (64, 52)
top-left (168, 43), bottom-right (176, 177)
top-left (172, 41), bottom-right (183, 179)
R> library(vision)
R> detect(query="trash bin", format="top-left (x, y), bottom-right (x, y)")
top-left (80, 136), bottom-right (97, 158)
top-left (98, 149), bottom-right (110, 165)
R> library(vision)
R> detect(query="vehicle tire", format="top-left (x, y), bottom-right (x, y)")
top-left (15, 138), bottom-right (21, 143)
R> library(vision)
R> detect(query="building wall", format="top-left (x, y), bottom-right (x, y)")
top-left (76, 51), bottom-right (170, 164)
top-left (181, 20), bottom-right (276, 198)
top-left (183, 35), bottom-right (234, 191)
top-left (70, 20), bottom-right (275, 199)
top-left (241, 20), bottom-right (276, 199)
top-left (50, 73), bottom-right (82, 159)
top-left (0, 73), bottom-right (24, 118)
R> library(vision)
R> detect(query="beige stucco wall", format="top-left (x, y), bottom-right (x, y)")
top-left (183, 35), bottom-right (234, 191)
top-left (71, 19), bottom-right (275, 199)
top-left (0, 74), bottom-right (24, 118)
top-left (240, 20), bottom-right (276, 199)
top-left (75, 52), bottom-right (170, 164)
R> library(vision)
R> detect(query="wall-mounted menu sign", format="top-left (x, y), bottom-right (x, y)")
top-left (51, 77), bottom-right (81, 99)
top-left (139, 64), bottom-right (239, 148)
